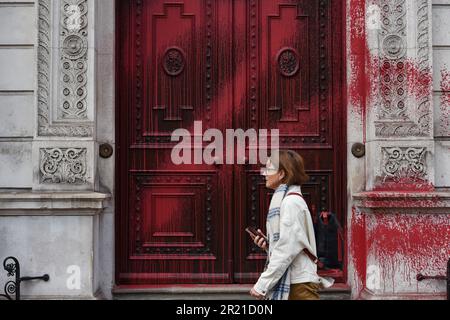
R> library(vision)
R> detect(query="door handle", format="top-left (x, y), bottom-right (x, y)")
top-left (99, 143), bottom-right (114, 159)
top-left (351, 143), bottom-right (365, 158)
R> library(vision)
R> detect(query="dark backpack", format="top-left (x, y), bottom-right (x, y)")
top-left (316, 211), bottom-right (344, 269)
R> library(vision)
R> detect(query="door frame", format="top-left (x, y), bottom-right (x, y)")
top-left (114, 0), bottom-right (348, 286)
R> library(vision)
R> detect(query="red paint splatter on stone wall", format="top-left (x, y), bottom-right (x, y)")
top-left (350, 206), bottom-right (366, 296)
top-left (407, 59), bottom-right (433, 101)
top-left (377, 58), bottom-right (433, 120)
top-left (346, 0), bottom-right (446, 299)
top-left (356, 192), bottom-right (442, 211)
top-left (372, 177), bottom-right (435, 192)
top-left (440, 68), bottom-right (450, 136)
top-left (379, 59), bottom-right (408, 112)
top-left (367, 214), bottom-right (450, 288)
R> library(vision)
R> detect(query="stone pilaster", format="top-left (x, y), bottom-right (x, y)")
top-left (348, 0), bottom-right (450, 300)
top-left (34, 0), bottom-right (97, 191)
top-left (365, 0), bottom-right (435, 190)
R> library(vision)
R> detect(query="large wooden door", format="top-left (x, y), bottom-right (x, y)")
top-left (116, 0), bottom-right (345, 285)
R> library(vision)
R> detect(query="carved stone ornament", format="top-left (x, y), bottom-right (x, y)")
top-left (40, 148), bottom-right (88, 184)
top-left (378, 0), bottom-right (407, 119)
top-left (375, 0), bottom-right (432, 137)
top-left (381, 147), bottom-right (427, 181)
top-left (60, 0), bottom-right (88, 119)
top-left (37, 0), bottom-right (93, 137)
top-left (382, 34), bottom-right (406, 60)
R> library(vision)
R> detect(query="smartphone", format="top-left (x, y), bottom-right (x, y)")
top-left (245, 226), bottom-right (268, 242)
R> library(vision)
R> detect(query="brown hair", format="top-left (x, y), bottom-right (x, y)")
top-left (271, 150), bottom-right (309, 186)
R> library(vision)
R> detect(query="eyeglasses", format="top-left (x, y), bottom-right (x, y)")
top-left (260, 167), bottom-right (278, 176)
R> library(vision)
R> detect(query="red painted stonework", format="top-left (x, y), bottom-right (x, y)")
top-left (407, 60), bottom-right (433, 101)
top-left (353, 189), bottom-right (450, 298)
top-left (354, 191), bottom-right (448, 213)
top-left (346, 0), bottom-right (447, 296)
top-left (367, 214), bottom-right (450, 290)
top-left (372, 178), bottom-right (435, 193)
top-left (348, 0), bottom-right (370, 142)
top-left (350, 206), bottom-right (366, 296)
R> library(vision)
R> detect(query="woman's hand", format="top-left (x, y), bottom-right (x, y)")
top-left (250, 287), bottom-right (265, 300)
top-left (253, 229), bottom-right (268, 250)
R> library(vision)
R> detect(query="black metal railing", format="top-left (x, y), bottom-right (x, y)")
top-left (416, 258), bottom-right (450, 300)
top-left (0, 256), bottom-right (50, 300)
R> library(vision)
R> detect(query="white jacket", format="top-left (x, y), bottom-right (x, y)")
top-left (254, 185), bottom-right (331, 296)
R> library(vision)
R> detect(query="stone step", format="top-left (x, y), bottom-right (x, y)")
top-left (113, 284), bottom-right (351, 300)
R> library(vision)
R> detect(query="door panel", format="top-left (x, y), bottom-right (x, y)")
top-left (117, 0), bottom-right (233, 284)
top-left (233, 0), bottom-right (344, 283)
top-left (116, 0), bottom-right (345, 285)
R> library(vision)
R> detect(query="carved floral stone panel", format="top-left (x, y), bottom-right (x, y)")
top-left (40, 148), bottom-right (87, 184)
top-left (381, 147), bottom-right (427, 181)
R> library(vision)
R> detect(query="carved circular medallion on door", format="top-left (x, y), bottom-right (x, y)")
top-left (163, 47), bottom-right (186, 77)
top-left (277, 47), bottom-right (300, 77)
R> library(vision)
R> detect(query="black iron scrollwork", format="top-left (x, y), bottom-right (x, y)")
top-left (0, 257), bottom-right (50, 300)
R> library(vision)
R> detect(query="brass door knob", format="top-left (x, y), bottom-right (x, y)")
top-left (351, 143), bottom-right (365, 158)
top-left (99, 143), bottom-right (114, 159)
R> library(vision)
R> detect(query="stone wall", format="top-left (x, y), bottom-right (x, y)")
top-left (0, 0), bottom-right (112, 299)
top-left (348, 0), bottom-right (450, 300)
top-left (0, 0), bottom-right (35, 188)
top-left (433, 0), bottom-right (450, 186)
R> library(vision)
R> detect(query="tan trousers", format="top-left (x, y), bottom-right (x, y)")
top-left (288, 282), bottom-right (320, 300)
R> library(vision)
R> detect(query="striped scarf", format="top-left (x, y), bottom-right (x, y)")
top-left (265, 184), bottom-right (291, 300)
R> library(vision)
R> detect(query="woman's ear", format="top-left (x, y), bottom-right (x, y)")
top-left (278, 170), bottom-right (285, 181)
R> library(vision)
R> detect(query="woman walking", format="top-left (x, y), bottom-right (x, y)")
top-left (249, 150), bottom-right (333, 300)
